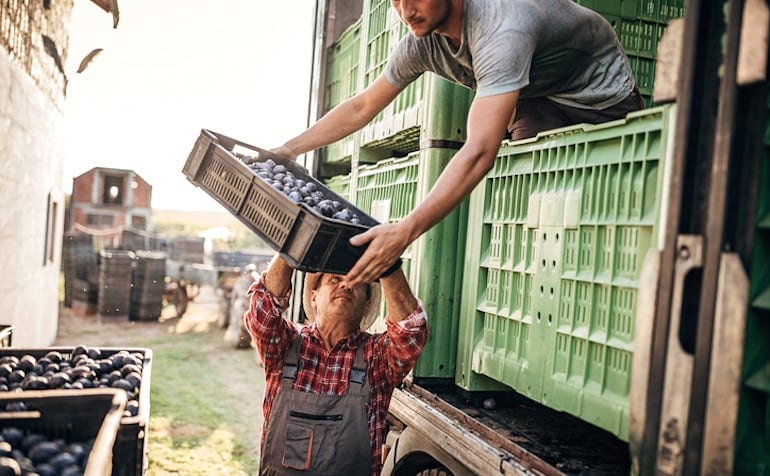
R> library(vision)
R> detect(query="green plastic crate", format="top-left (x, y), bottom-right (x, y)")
top-left (456, 105), bottom-right (676, 440)
top-left (575, 1), bottom-right (683, 106)
top-left (363, 0), bottom-right (390, 90)
top-left (354, 149), bottom-right (468, 380)
top-left (588, 13), bottom-right (663, 100)
top-left (637, 0), bottom-right (686, 23)
top-left (576, 0), bottom-right (639, 17)
top-left (628, 55), bottom-right (657, 99)
top-left (326, 20), bottom-right (361, 110)
top-left (734, 93), bottom-right (770, 475)
top-left (617, 17), bottom-right (666, 59)
top-left (360, 0), bottom-right (474, 150)
top-left (576, 0), bottom-right (685, 24)
top-left (321, 20), bottom-right (362, 167)
top-left (360, 72), bottom-right (474, 150)
top-left (324, 173), bottom-right (352, 202)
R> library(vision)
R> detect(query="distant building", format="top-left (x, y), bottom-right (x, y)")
top-left (69, 167), bottom-right (154, 248)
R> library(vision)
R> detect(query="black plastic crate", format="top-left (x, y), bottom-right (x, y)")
top-left (0, 389), bottom-right (127, 476)
top-left (183, 129), bottom-right (379, 274)
top-left (0, 347), bottom-right (153, 476)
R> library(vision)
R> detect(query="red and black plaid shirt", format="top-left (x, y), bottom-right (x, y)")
top-left (244, 274), bottom-right (428, 476)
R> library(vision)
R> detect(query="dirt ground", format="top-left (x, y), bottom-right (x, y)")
top-left (56, 285), bottom-right (230, 346)
top-left (54, 283), bottom-right (266, 400)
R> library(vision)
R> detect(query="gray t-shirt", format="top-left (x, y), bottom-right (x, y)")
top-left (384, 0), bottom-right (635, 109)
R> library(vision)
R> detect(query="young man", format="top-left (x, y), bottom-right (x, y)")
top-left (273, 0), bottom-right (643, 286)
top-left (244, 255), bottom-right (428, 475)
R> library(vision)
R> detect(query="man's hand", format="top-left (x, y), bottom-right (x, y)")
top-left (270, 146), bottom-right (297, 161)
top-left (346, 222), bottom-right (412, 286)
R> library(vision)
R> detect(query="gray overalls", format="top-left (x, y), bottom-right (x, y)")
top-left (260, 333), bottom-right (372, 475)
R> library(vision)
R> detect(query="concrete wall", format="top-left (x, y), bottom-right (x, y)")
top-left (0, 1), bottom-right (73, 346)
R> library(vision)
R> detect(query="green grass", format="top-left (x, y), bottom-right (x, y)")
top-left (130, 333), bottom-right (263, 475)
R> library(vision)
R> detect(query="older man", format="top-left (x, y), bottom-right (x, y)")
top-left (244, 255), bottom-right (428, 475)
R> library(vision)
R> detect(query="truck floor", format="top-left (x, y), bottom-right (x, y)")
top-left (406, 381), bottom-right (631, 475)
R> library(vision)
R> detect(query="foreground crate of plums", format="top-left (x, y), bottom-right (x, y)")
top-left (183, 129), bottom-right (379, 274)
top-left (0, 388), bottom-right (127, 476)
top-left (0, 346), bottom-right (152, 476)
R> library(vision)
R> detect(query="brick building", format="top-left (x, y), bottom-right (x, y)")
top-left (69, 167), bottom-right (154, 248)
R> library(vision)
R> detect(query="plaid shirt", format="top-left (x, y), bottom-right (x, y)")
top-left (244, 274), bottom-right (428, 476)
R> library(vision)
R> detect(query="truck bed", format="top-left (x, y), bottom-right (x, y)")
top-left (391, 380), bottom-right (631, 475)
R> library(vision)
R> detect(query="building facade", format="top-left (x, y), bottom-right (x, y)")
top-left (69, 167), bottom-right (153, 248)
top-left (0, 0), bottom-right (75, 346)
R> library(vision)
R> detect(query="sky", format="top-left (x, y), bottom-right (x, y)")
top-left (62, 0), bottom-right (316, 212)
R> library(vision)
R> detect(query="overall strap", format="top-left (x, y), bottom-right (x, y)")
top-left (348, 333), bottom-right (370, 392)
top-left (281, 333), bottom-right (303, 381)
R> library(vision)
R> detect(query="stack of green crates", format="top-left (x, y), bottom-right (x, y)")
top-left (576, 0), bottom-right (686, 107)
top-left (359, 0), bottom-right (474, 152)
top-left (321, 19), bottom-right (362, 168)
top-left (353, 149), bottom-right (469, 381)
top-left (316, 0), bottom-right (476, 383)
top-left (324, 172), bottom-right (353, 201)
top-left (456, 105), bottom-right (676, 440)
top-left (735, 92), bottom-right (770, 475)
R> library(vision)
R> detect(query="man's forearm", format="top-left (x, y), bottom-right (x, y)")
top-left (282, 100), bottom-right (370, 157)
top-left (400, 92), bottom-right (515, 240)
top-left (281, 75), bottom-right (402, 157)
top-left (263, 255), bottom-right (294, 297)
top-left (380, 268), bottom-right (419, 323)
top-left (401, 144), bottom-right (496, 241)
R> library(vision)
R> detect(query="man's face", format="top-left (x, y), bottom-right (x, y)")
top-left (391, 0), bottom-right (453, 37)
top-left (311, 274), bottom-right (369, 329)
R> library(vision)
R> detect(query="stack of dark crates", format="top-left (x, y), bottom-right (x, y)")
top-left (121, 227), bottom-right (163, 253)
top-left (170, 236), bottom-right (205, 264)
top-left (97, 249), bottom-right (136, 319)
top-left (130, 251), bottom-right (167, 321)
top-left (62, 232), bottom-right (99, 313)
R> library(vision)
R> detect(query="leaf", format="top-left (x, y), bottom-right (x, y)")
top-left (111, 0), bottom-right (120, 28)
top-left (76, 48), bottom-right (104, 74)
top-left (41, 34), bottom-right (65, 74)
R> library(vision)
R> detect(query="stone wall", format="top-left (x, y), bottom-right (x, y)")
top-left (1, 0), bottom-right (74, 110)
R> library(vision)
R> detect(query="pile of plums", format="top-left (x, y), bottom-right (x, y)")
top-left (0, 426), bottom-right (94, 476)
top-left (0, 346), bottom-right (143, 419)
top-left (237, 154), bottom-right (364, 224)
